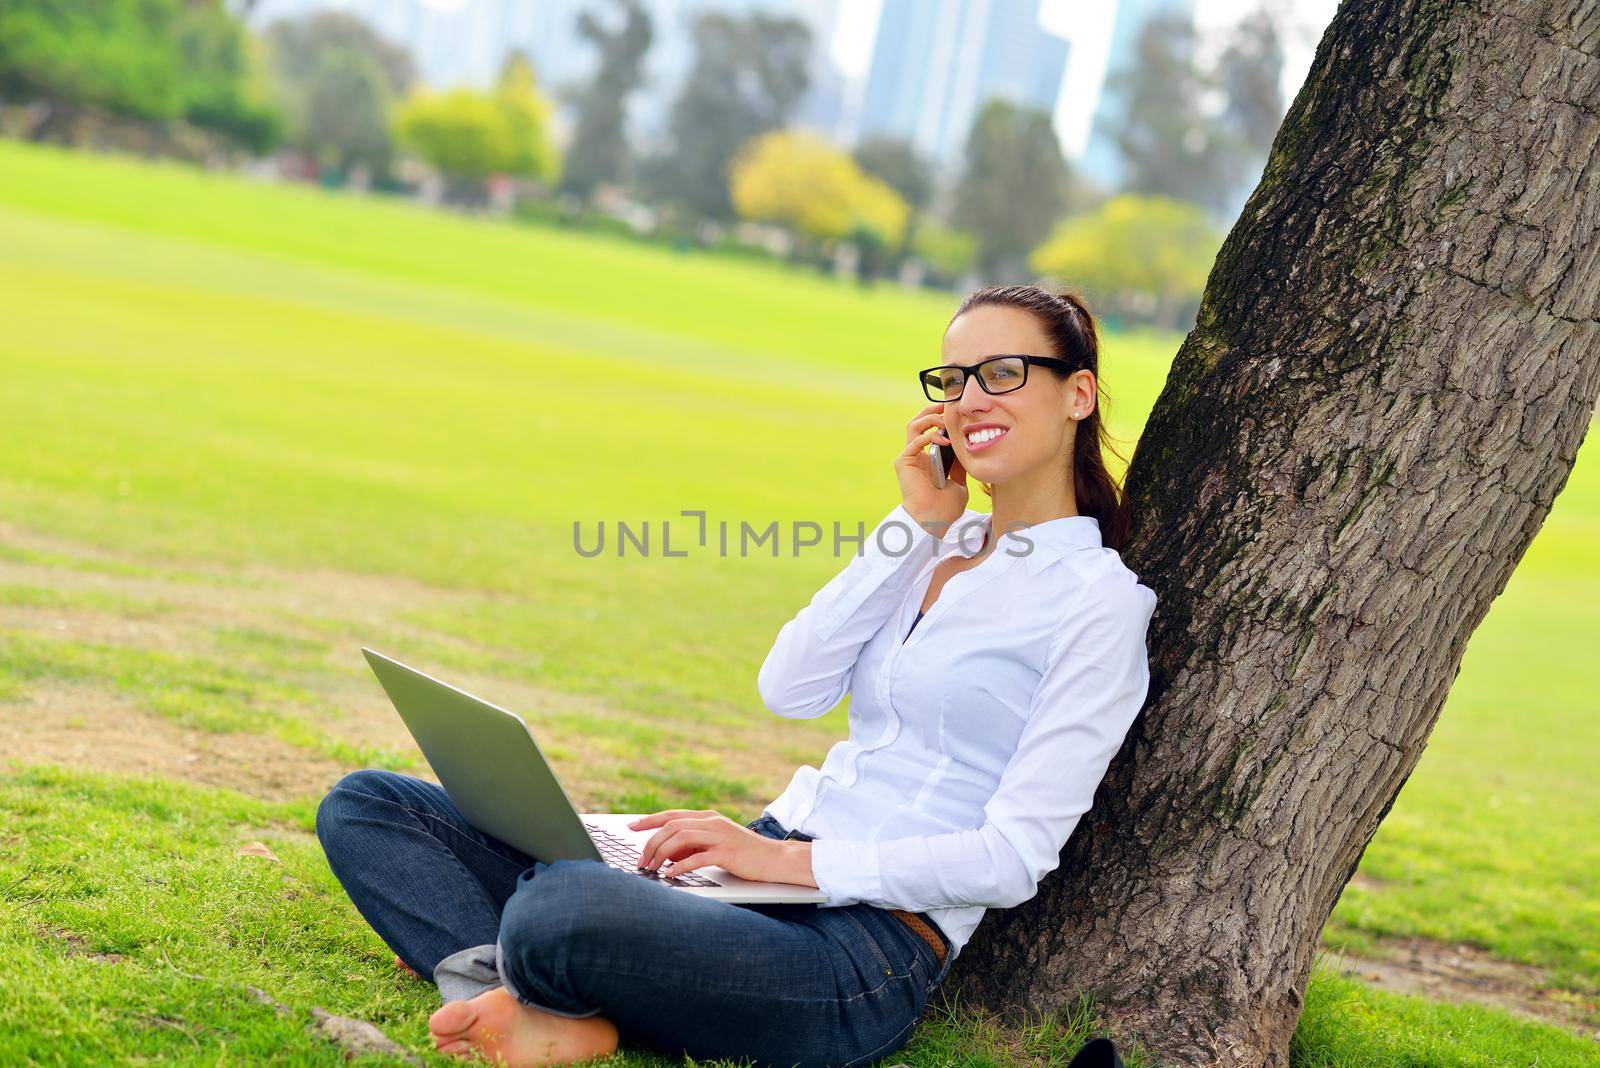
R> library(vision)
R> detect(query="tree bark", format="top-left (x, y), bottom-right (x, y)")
top-left (939, 1), bottom-right (1600, 1064)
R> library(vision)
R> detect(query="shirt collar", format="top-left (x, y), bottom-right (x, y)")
top-left (936, 508), bottom-right (1103, 575)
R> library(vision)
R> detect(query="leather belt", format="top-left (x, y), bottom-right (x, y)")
top-left (888, 908), bottom-right (948, 969)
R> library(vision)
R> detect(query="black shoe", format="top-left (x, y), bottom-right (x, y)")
top-left (1067, 1036), bottom-right (1124, 1068)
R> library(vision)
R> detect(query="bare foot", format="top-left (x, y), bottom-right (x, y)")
top-left (395, 953), bottom-right (421, 979)
top-left (428, 985), bottom-right (619, 1066)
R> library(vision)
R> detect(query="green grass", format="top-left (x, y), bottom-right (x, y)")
top-left (1288, 968), bottom-right (1600, 1067)
top-left (6, 764), bottom-right (1595, 1067)
top-left (0, 138), bottom-right (1596, 1063)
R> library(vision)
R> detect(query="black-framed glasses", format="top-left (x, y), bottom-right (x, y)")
top-left (918, 354), bottom-right (1078, 402)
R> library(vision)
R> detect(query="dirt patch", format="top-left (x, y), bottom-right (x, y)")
top-left (0, 683), bottom-right (349, 802)
top-left (0, 519), bottom-right (829, 816)
top-left (1323, 936), bottom-right (1599, 1040)
top-left (38, 923), bottom-right (126, 964)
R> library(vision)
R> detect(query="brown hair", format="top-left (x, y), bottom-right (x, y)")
top-left (947, 283), bottom-right (1134, 552)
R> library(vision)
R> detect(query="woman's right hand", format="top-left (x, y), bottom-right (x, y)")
top-left (894, 403), bottom-right (969, 535)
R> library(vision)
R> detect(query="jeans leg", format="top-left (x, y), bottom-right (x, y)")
top-left (315, 769), bottom-right (536, 995)
top-left (491, 814), bottom-right (936, 1068)
top-left (763, 815), bottom-right (949, 1000)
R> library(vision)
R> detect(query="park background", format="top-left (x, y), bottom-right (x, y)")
top-left (0, 1), bottom-right (1595, 1065)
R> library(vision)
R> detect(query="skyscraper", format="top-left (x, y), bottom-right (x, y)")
top-left (856, 0), bottom-right (1070, 170)
top-left (1076, 0), bottom-right (1197, 191)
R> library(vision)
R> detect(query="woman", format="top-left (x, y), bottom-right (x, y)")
top-left (314, 283), bottom-right (1157, 1067)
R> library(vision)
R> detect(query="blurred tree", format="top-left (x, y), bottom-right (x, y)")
top-left (0, 0), bottom-right (177, 123)
top-left (264, 11), bottom-right (413, 97)
top-left (1212, 3), bottom-right (1287, 217)
top-left (0, 0), bottom-right (278, 151)
top-left (911, 221), bottom-right (978, 286)
top-left (729, 128), bottom-right (847, 238)
top-left (394, 57), bottom-right (559, 201)
top-left (394, 89), bottom-right (513, 196)
top-left (852, 134), bottom-right (935, 272)
top-left (559, 0), bottom-right (653, 202)
top-left (951, 98), bottom-right (1073, 283)
top-left (852, 135), bottom-right (934, 217)
top-left (495, 50), bottom-right (561, 186)
top-left (846, 171), bottom-right (914, 284)
top-left (847, 176), bottom-right (911, 251)
top-left (217, 31), bottom-right (284, 153)
top-left (1028, 193), bottom-right (1223, 329)
top-left (728, 129), bottom-right (907, 275)
top-left (1097, 12), bottom-right (1235, 217)
top-left (301, 47), bottom-right (393, 177)
top-left (263, 11), bottom-right (414, 179)
top-left (639, 11), bottom-right (811, 222)
top-left (173, 2), bottom-right (281, 152)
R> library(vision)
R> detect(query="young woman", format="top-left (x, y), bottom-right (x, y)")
top-left (314, 283), bottom-right (1157, 1068)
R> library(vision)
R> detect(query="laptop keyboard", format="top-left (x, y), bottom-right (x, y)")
top-left (584, 823), bottom-right (720, 887)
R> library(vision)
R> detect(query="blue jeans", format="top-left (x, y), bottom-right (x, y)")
top-left (315, 769), bottom-right (954, 1068)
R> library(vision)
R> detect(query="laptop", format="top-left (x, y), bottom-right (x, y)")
top-left (361, 648), bottom-right (828, 904)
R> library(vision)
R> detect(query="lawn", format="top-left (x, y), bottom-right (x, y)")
top-left (0, 138), bottom-right (1595, 1065)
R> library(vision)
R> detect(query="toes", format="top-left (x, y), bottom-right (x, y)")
top-left (428, 1001), bottom-right (476, 1036)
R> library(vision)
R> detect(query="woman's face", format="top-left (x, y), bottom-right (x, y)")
top-left (938, 304), bottom-right (1093, 490)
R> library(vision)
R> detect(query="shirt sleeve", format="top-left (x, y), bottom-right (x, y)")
top-left (756, 503), bottom-right (968, 719)
top-left (806, 570), bottom-right (1158, 910)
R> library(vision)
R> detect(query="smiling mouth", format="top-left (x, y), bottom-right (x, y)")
top-left (964, 427), bottom-right (1008, 452)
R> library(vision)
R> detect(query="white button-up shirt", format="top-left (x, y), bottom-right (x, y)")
top-left (757, 502), bottom-right (1157, 964)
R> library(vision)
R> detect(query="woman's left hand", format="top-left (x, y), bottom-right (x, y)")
top-left (628, 809), bottom-right (812, 886)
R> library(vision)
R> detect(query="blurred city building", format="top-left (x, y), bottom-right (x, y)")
top-left (855, 0), bottom-right (1070, 169)
top-left (1075, 0), bottom-right (1198, 189)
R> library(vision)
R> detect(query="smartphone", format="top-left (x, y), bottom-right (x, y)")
top-left (929, 441), bottom-right (958, 488)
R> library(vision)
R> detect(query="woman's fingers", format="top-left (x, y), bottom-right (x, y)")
top-left (904, 406), bottom-right (949, 444)
top-left (659, 849), bottom-right (714, 877)
top-left (628, 808), bottom-right (702, 829)
top-left (637, 820), bottom-right (717, 869)
top-left (639, 827), bottom-right (699, 870)
top-left (899, 423), bottom-right (948, 461)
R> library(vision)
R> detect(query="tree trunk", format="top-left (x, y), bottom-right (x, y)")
top-left (939, 1), bottom-right (1600, 1064)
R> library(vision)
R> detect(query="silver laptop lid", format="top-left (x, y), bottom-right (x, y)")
top-left (361, 647), bottom-right (602, 865)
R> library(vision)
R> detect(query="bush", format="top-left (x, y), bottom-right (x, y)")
top-left (1028, 193), bottom-right (1221, 330)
